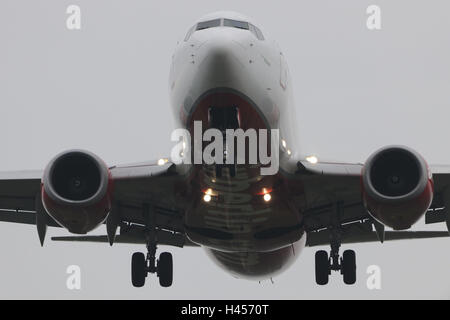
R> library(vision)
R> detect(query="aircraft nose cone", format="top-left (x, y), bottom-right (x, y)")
top-left (201, 38), bottom-right (246, 84)
top-left (207, 38), bottom-right (236, 60)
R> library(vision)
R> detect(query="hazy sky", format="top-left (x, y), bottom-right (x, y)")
top-left (1, 0), bottom-right (449, 299)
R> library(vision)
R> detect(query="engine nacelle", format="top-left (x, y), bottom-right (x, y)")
top-left (41, 150), bottom-right (113, 234)
top-left (362, 146), bottom-right (433, 230)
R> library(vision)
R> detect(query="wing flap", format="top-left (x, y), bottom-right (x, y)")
top-left (307, 219), bottom-right (449, 247)
top-left (307, 230), bottom-right (449, 247)
top-left (0, 170), bottom-right (41, 211)
top-left (0, 209), bottom-right (36, 225)
top-left (51, 231), bottom-right (199, 247)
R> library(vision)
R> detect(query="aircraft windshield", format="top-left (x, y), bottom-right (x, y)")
top-left (223, 19), bottom-right (249, 30)
top-left (184, 18), bottom-right (265, 41)
top-left (196, 19), bottom-right (221, 30)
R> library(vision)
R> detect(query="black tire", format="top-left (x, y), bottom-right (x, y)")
top-left (315, 250), bottom-right (329, 285)
top-left (342, 250), bottom-right (356, 285)
top-left (131, 252), bottom-right (147, 288)
top-left (157, 252), bottom-right (173, 287)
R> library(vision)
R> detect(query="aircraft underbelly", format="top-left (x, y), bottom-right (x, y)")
top-left (205, 235), bottom-right (306, 280)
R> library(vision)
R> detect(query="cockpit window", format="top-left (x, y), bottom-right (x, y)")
top-left (184, 18), bottom-right (265, 42)
top-left (196, 19), bottom-right (221, 31)
top-left (184, 25), bottom-right (195, 41)
top-left (249, 24), bottom-right (265, 41)
top-left (223, 19), bottom-right (249, 30)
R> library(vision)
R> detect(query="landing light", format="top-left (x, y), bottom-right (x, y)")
top-left (262, 188), bottom-right (272, 202)
top-left (203, 188), bottom-right (214, 203)
top-left (306, 155), bottom-right (318, 164)
top-left (157, 158), bottom-right (169, 166)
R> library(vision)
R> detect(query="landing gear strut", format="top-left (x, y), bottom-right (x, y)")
top-left (208, 106), bottom-right (239, 179)
top-left (131, 204), bottom-right (173, 288)
top-left (315, 203), bottom-right (357, 285)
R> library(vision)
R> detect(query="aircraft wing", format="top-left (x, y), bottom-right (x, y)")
top-left (0, 160), bottom-right (193, 247)
top-left (0, 170), bottom-right (62, 228)
top-left (297, 160), bottom-right (450, 243)
top-left (1, 156), bottom-right (449, 248)
top-left (0, 170), bottom-right (42, 212)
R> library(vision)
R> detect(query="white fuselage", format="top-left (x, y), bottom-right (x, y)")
top-left (167, 12), bottom-right (306, 280)
top-left (169, 17), bottom-right (301, 172)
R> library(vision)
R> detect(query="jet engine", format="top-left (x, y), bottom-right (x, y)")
top-left (362, 146), bottom-right (433, 230)
top-left (41, 150), bottom-right (113, 234)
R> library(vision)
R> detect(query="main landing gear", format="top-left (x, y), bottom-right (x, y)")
top-left (315, 203), bottom-right (357, 286)
top-left (131, 204), bottom-right (173, 288)
top-left (315, 246), bottom-right (356, 286)
top-left (131, 245), bottom-right (173, 288)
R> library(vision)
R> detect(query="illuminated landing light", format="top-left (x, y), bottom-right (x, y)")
top-left (203, 194), bottom-right (212, 203)
top-left (282, 139), bottom-right (287, 148)
top-left (306, 155), bottom-right (318, 164)
top-left (287, 150), bottom-right (292, 156)
top-left (158, 158), bottom-right (168, 166)
top-left (262, 188), bottom-right (272, 202)
top-left (203, 188), bottom-right (214, 202)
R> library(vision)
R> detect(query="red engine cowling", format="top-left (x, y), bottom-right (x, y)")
top-left (41, 150), bottom-right (113, 234)
top-left (362, 146), bottom-right (434, 230)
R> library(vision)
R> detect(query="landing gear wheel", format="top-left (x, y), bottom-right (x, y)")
top-left (315, 250), bottom-right (330, 285)
top-left (342, 250), bottom-right (356, 285)
top-left (157, 252), bottom-right (173, 287)
top-left (131, 252), bottom-right (147, 288)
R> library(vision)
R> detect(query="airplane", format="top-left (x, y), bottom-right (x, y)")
top-left (1, 10), bottom-right (449, 288)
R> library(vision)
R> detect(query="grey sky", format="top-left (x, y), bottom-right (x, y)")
top-left (0, 0), bottom-right (449, 299)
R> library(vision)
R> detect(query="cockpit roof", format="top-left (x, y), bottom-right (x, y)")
top-left (185, 11), bottom-right (264, 42)
top-left (196, 11), bottom-right (256, 26)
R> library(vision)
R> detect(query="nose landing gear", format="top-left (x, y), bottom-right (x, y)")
top-left (208, 106), bottom-right (239, 179)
